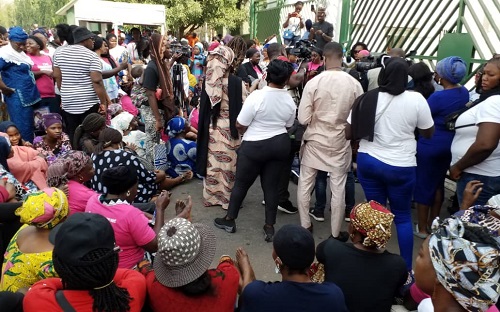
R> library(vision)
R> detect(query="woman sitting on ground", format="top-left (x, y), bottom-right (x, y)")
top-left (7, 133), bottom-right (48, 190)
top-left (72, 112), bottom-right (106, 153)
top-left (165, 116), bottom-right (197, 178)
top-left (316, 201), bottom-right (407, 312)
top-left (414, 217), bottom-right (500, 312)
top-left (32, 113), bottom-right (71, 164)
top-left (0, 121), bottom-right (32, 147)
top-left (0, 188), bottom-right (68, 292)
top-left (23, 213), bottom-right (147, 312)
top-left (47, 150), bottom-right (96, 215)
top-left (237, 224), bottom-right (348, 311)
top-left (90, 128), bottom-right (189, 203)
top-left (111, 111), bottom-right (147, 159)
top-left (139, 217), bottom-right (239, 312)
top-left (86, 166), bottom-right (171, 269)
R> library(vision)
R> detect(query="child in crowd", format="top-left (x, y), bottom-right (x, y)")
top-left (130, 65), bottom-right (148, 108)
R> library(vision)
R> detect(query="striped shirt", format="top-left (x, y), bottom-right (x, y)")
top-left (53, 45), bottom-right (102, 114)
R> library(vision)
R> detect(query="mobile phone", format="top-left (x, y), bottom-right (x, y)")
top-left (311, 4), bottom-right (315, 11)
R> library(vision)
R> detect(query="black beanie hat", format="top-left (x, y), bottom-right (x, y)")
top-left (101, 166), bottom-right (138, 195)
top-left (273, 224), bottom-right (315, 270)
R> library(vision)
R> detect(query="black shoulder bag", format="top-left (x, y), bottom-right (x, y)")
top-left (444, 100), bottom-right (478, 131)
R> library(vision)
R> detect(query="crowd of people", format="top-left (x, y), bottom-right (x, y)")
top-left (0, 2), bottom-right (499, 310)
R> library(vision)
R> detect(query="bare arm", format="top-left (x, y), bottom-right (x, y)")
top-left (90, 71), bottom-right (108, 105)
top-left (418, 125), bottom-right (434, 139)
top-left (236, 120), bottom-right (248, 135)
top-left (102, 62), bottom-right (128, 79)
top-left (0, 77), bottom-right (14, 96)
top-left (53, 67), bottom-right (62, 90)
top-left (283, 15), bottom-right (291, 28)
top-left (141, 191), bottom-right (170, 253)
top-left (450, 122), bottom-right (500, 179)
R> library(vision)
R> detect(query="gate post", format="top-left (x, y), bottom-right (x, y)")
top-left (339, 0), bottom-right (352, 46)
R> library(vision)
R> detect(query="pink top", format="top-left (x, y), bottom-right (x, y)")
top-left (8, 146), bottom-right (48, 189)
top-left (29, 54), bottom-right (55, 98)
top-left (189, 107), bottom-right (199, 130)
top-left (85, 195), bottom-right (156, 269)
top-left (308, 62), bottom-right (323, 72)
top-left (67, 180), bottom-right (98, 215)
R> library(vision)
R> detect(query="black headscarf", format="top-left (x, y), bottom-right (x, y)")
top-left (378, 57), bottom-right (409, 95)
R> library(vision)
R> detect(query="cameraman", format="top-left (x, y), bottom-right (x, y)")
top-left (366, 48), bottom-right (406, 91)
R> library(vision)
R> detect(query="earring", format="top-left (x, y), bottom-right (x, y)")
top-left (275, 263), bottom-right (281, 274)
top-left (126, 191), bottom-right (131, 196)
top-left (78, 176), bottom-right (83, 182)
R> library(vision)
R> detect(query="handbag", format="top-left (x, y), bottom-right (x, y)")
top-left (283, 23), bottom-right (298, 40)
top-left (444, 100), bottom-right (476, 131)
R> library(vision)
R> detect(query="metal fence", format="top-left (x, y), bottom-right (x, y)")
top-left (250, 0), bottom-right (499, 82)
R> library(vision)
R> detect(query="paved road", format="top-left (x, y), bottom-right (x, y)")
top-left (168, 177), bottom-right (452, 282)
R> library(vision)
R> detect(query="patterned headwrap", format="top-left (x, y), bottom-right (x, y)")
top-left (42, 113), bottom-right (63, 130)
top-left (15, 187), bottom-right (69, 229)
top-left (166, 116), bottom-right (186, 138)
top-left (429, 217), bottom-right (500, 311)
top-left (107, 103), bottom-right (122, 117)
top-left (205, 45), bottom-right (235, 108)
top-left (455, 205), bottom-right (500, 244)
top-left (47, 150), bottom-right (91, 187)
top-left (350, 201), bottom-right (394, 248)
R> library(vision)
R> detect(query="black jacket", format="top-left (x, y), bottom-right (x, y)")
top-left (237, 62), bottom-right (263, 85)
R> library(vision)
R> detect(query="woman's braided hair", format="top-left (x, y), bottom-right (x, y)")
top-left (53, 248), bottom-right (131, 312)
top-left (226, 36), bottom-right (247, 73)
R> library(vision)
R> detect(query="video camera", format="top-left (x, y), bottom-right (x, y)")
top-left (171, 43), bottom-right (192, 59)
top-left (355, 50), bottom-right (417, 72)
top-left (289, 40), bottom-right (315, 60)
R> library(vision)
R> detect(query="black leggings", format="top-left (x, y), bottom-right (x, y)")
top-left (227, 133), bottom-right (290, 225)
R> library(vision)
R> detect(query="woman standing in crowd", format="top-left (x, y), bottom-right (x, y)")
top-left (237, 225), bottom-right (348, 311)
top-left (73, 112), bottom-right (106, 153)
top-left (23, 213), bottom-right (147, 312)
top-left (306, 47), bottom-right (323, 81)
top-left (191, 42), bottom-right (206, 84)
top-left (414, 57), bottom-right (469, 238)
top-left (93, 36), bottom-right (121, 103)
top-left (32, 113), bottom-right (72, 165)
top-left (316, 201), bottom-right (407, 312)
top-left (237, 48), bottom-right (263, 86)
top-left (47, 150), bottom-right (96, 215)
top-left (86, 166), bottom-right (171, 269)
top-left (450, 56), bottom-right (500, 205)
top-left (414, 217), bottom-right (500, 311)
top-left (0, 27), bottom-right (41, 143)
top-left (1, 188), bottom-right (68, 292)
top-left (350, 42), bottom-right (369, 62)
top-left (0, 121), bottom-right (32, 147)
top-left (140, 217), bottom-right (239, 312)
top-left (408, 62), bottom-right (435, 99)
top-left (214, 60), bottom-right (296, 242)
top-left (196, 45), bottom-right (246, 210)
top-left (350, 57), bottom-right (434, 273)
top-left (25, 35), bottom-right (58, 114)
top-left (107, 33), bottom-right (129, 67)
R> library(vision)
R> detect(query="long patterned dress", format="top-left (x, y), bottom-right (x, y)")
top-left (203, 81), bottom-right (246, 209)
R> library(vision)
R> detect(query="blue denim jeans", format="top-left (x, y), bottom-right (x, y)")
top-left (314, 169), bottom-right (355, 212)
top-left (456, 172), bottom-right (500, 206)
top-left (357, 153), bottom-right (416, 270)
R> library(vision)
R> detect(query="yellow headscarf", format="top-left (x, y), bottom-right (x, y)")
top-left (16, 187), bottom-right (69, 229)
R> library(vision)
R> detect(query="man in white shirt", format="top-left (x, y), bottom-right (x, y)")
top-left (297, 42), bottom-right (364, 239)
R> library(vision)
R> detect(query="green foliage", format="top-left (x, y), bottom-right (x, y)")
top-left (11, 0), bottom-right (67, 29)
top-left (0, 2), bottom-right (14, 27)
top-left (113, 0), bottom-right (248, 36)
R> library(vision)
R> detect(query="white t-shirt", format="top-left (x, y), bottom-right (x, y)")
top-left (451, 95), bottom-right (500, 176)
top-left (287, 16), bottom-right (303, 37)
top-left (358, 91), bottom-right (434, 167)
top-left (417, 298), bottom-right (434, 312)
top-left (237, 86), bottom-right (296, 141)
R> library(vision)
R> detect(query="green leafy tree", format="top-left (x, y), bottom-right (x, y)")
top-left (114, 0), bottom-right (248, 36)
top-left (11, 0), bottom-right (67, 29)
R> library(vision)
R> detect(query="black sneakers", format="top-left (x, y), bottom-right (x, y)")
top-left (278, 201), bottom-right (298, 214)
top-left (309, 209), bottom-right (325, 222)
top-left (263, 225), bottom-right (275, 242)
top-left (332, 231), bottom-right (349, 242)
top-left (214, 217), bottom-right (236, 233)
